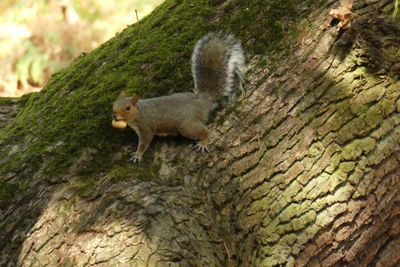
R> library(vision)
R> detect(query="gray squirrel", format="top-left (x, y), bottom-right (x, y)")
top-left (112, 32), bottom-right (246, 162)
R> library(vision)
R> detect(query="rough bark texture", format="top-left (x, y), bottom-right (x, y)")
top-left (1, 0), bottom-right (400, 266)
top-left (0, 99), bottom-right (21, 129)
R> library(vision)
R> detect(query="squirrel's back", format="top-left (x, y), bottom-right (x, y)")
top-left (191, 32), bottom-right (246, 105)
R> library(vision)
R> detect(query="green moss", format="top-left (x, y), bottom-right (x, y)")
top-left (109, 159), bottom-right (160, 182)
top-left (348, 168), bottom-right (363, 185)
top-left (70, 176), bottom-right (97, 198)
top-left (0, 94), bottom-right (35, 124)
top-left (381, 98), bottom-right (396, 115)
top-left (342, 137), bottom-right (376, 161)
top-left (308, 142), bottom-right (324, 158)
top-left (222, 0), bottom-right (298, 54)
top-left (325, 153), bottom-right (341, 174)
top-left (339, 162), bottom-right (356, 173)
top-left (291, 210), bottom-right (316, 231)
top-left (260, 219), bottom-right (280, 244)
top-left (0, 180), bottom-right (31, 209)
top-left (108, 165), bottom-right (135, 181)
top-left (279, 203), bottom-right (302, 223)
top-left (0, 97), bottom-right (17, 106)
top-left (0, 181), bottom-right (16, 208)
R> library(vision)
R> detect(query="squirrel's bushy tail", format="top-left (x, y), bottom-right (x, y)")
top-left (191, 32), bottom-right (246, 104)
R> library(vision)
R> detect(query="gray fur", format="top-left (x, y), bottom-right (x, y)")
top-left (132, 93), bottom-right (211, 132)
top-left (191, 32), bottom-right (246, 106)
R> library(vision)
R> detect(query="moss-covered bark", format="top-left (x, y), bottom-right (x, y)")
top-left (1, 0), bottom-right (400, 266)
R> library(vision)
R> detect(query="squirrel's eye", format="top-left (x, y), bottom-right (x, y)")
top-left (125, 106), bottom-right (130, 111)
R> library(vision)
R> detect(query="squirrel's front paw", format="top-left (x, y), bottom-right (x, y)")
top-left (194, 143), bottom-right (209, 153)
top-left (129, 152), bottom-right (142, 163)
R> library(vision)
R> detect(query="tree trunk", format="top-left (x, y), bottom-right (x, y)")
top-left (1, 0), bottom-right (400, 266)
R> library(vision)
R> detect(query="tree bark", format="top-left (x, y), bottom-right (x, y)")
top-left (0, 98), bottom-right (21, 129)
top-left (1, 0), bottom-right (400, 266)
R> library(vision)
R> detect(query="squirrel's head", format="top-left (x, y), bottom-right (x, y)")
top-left (112, 91), bottom-right (138, 129)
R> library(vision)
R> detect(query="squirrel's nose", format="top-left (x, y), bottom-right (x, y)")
top-left (112, 112), bottom-right (123, 121)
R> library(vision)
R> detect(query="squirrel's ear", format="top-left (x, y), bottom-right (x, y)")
top-left (131, 96), bottom-right (138, 106)
top-left (118, 91), bottom-right (127, 99)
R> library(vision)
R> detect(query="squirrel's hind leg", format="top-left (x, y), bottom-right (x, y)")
top-left (179, 122), bottom-right (209, 153)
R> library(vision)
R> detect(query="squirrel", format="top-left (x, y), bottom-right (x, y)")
top-left (112, 32), bottom-right (246, 162)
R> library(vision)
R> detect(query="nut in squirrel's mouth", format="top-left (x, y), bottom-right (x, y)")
top-left (112, 119), bottom-right (128, 129)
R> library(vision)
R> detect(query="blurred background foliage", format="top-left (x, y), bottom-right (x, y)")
top-left (0, 0), bottom-right (163, 97)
